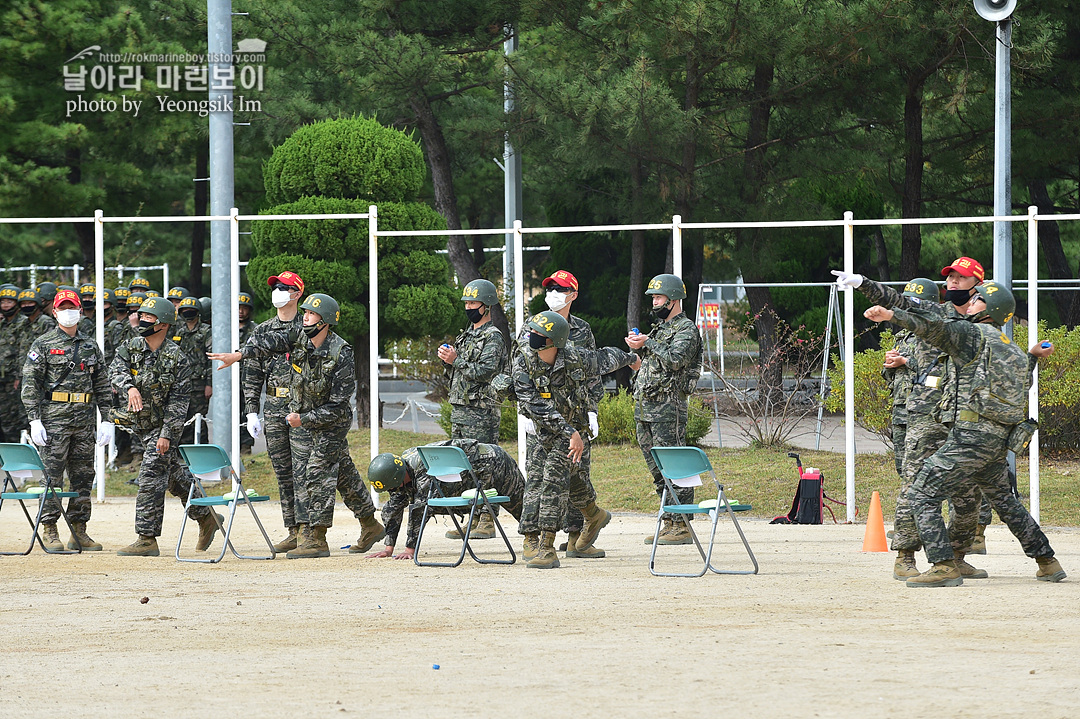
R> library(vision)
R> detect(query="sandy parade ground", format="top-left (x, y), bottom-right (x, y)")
top-left (1, 497), bottom-right (1078, 719)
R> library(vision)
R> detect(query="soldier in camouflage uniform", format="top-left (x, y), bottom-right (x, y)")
top-left (36, 282), bottom-right (58, 319)
top-left (0, 283), bottom-right (28, 442)
top-left (212, 292), bottom-right (385, 559)
top-left (365, 439), bottom-right (526, 560)
top-left (625, 273), bottom-right (703, 545)
top-left (174, 296), bottom-right (213, 444)
top-left (513, 311), bottom-right (628, 569)
top-left (237, 291), bottom-right (257, 453)
top-left (110, 296), bottom-right (220, 557)
top-left (241, 271), bottom-right (305, 550)
top-left (864, 281), bottom-right (1065, 587)
top-left (21, 289), bottom-right (115, 552)
top-left (109, 288), bottom-right (135, 465)
top-left (113, 286), bottom-right (131, 326)
top-left (77, 284), bottom-right (98, 337)
top-left (128, 277), bottom-right (151, 294)
top-left (437, 278), bottom-right (508, 539)
top-left (17, 288), bottom-right (57, 366)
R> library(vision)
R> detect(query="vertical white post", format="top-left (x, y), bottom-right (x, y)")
top-left (230, 209), bottom-right (241, 484)
top-left (162, 262), bottom-right (170, 297)
top-left (1027, 205), bottom-right (1040, 522)
top-left (94, 211), bottom-right (106, 502)
top-left (672, 215), bottom-right (683, 279)
top-left (369, 206), bottom-right (379, 463)
top-left (843, 212), bottom-right (856, 522)
top-left (73, 263), bottom-right (81, 287)
top-left (514, 219), bottom-right (526, 472)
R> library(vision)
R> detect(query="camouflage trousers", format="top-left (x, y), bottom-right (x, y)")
top-left (180, 388), bottom-right (210, 445)
top-left (263, 403), bottom-right (296, 529)
top-left (518, 430), bottom-right (591, 535)
top-left (522, 430), bottom-right (593, 533)
top-left (37, 420), bottom-right (96, 525)
top-left (0, 380), bottom-right (27, 442)
top-left (290, 426), bottom-right (376, 528)
top-left (909, 424), bottom-right (1054, 564)
top-left (891, 421), bottom-right (907, 477)
top-left (132, 430), bottom-right (210, 537)
top-left (451, 404), bottom-right (500, 517)
top-left (637, 408), bottom-right (693, 519)
top-left (892, 415), bottom-right (979, 552)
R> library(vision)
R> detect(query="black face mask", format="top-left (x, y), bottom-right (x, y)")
top-left (652, 303), bottom-right (673, 320)
top-left (1, 305), bottom-right (17, 318)
top-left (944, 288), bottom-right (973, 306)
top-left (303, 322), bottom-right (325, 339)
top-left (20, 306), bottom-right (36, 317)
top-left (179, 309), bottom-right (199, 320)
top-left (528, 331), bottom-right (549, 350)
top-left (138, 320), bottom-right (160, 337)
top-left (465, 307), bottom-right (485, 325)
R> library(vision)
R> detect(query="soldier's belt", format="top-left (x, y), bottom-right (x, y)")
top-left (50, 391), bottom-right (93, 403)
top-left (269, 386), bottom-right (290, 398)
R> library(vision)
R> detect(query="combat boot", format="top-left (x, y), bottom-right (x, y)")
top-left (969, 524), bottom-right (987, 555)
top-left (893, 550), bottom-right (920, 580)
top-left (39, 523), bottom-right (65, 552)
top-left (445, 514), bottom-right (480, 539)
top-left (955, 553), bottom-right (988, 579)
top-left (578, 501), bottom-right (611, 550)
top-left (522, 532), bottom-right (540, 561)
top-left (658, 519), bottom-right (693, 545)
top-left (905, 560), bottom-right (963, 588)
top-left (117, 535), bottom-right (160, 556)
top-left (195, 512), bottom-right (224, 551)
top-left (287, 524), bottom-right (330, 559)
top-left (558, 531), bottom-right (579, 552)
top-left (1035, 556), bottom-right (1067, 583)
top-left (646, 518), bottom-right (673, 544)
top-left (567, 538), bottom-right (606, 559)
top-left (66, 522), bottom-right (103, 551)
top-left (350, 515), bottom-right (386, 553)
top-left (273, 526), bottom-right (299, 553)
top-left (526, 531), bottom-right (560, 569)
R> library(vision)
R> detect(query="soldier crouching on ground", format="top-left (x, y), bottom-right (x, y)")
top-left (109, 296), bottom-right (220, 557)
top-left (365, 439), bottom-right (525, 561)
top-left (210, 293), bottom-right (385, 559)
top-left (21, 289), bottom-right (114, 552)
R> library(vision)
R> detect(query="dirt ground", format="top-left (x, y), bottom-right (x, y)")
top-left (2, 498), bottom-right (1079, 718)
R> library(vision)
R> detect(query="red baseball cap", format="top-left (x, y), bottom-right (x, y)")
top-left (54, 289), bottom-right (82, 309)
top-left (940, 257), bottom-right (985, 282)
top-left (541, 270), bottom-right (578, 291)
top-left (267, 271), bottom-right (305, 293)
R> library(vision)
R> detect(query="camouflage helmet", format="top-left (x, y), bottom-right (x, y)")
top-left (128, 277), bottom-right (151, 292)
top-left (527, 310), bottom-right (570, 349)
top-left (36, 281), bottom-right (57, 303)
top-left (17, 287), bottom-right (41, 307)
top-left (902, 277), bottom-right (941, 301)
top-left (139, 295), bottom-right (176, 325)
top-left (0, 284), bottom-right (20, 301)
top-left (238, 291), bottom-right (254, 308)
top-left (167, 286), bottom-right (192, 301)
top-left (460, 279), bottom-right (499, 306)
top-left (367, 453), bottom-right (409, 491)
top-left (645, 273), bottom-right (687, 300)
top-left (127, 291), bottom-right (147, 311)
top-left (972, 281), bottom-right (1015, 326)
top-left (300, 293), bottom-right (340, 325)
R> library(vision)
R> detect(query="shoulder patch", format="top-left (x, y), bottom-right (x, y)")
top-left (28, 350), bottom-right (40, 362)
top-left (1000, 333), bottom-right (1011, 344)
top-left (909, 297), bottom-right (921, 304)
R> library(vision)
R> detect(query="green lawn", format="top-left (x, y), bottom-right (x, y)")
top-left (102, 429), bottom-right (1080, 527)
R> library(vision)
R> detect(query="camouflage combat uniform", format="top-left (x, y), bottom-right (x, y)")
top-left (242, 313), bottom-right (303, 529)
top-left (0, 308), bottom-right (28, 442)
top-left (445, 322), bottom-right (506, 443)
top-left (632, 310), bottom-right (703, 515)
top-left (20, 326), bottom-right (112, 525)
top-left (173, 318), bottom-right (212, 444)
top-left (883, 330), bottom-right (916, 477)
top-left (109, 334), bottom-right (211, 537)
top-left (240, 326), bottom-right (377, 529)
top-left (889, 306), bottom-right (1055, 564)
top-left (380, 439), bottom-right (525, 550)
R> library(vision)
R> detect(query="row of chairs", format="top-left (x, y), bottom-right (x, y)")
top-left (0, 442), bottom-right (757, 577)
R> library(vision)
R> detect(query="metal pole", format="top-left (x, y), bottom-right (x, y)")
top-left (672, 215), bottom-right (683, 279)
top-left (843, 212), bottom-right (856, 522)
top-left (230, 208), bottom-right (241, 483)
top-left (162, 262), bottom-right (170, 296)
top-left (815, 285), bottom-right (837, 452)
top-left (1027, 205), bottom-right (1040, 521)
top-left (993, 19), bottom-right (1013, 296)
top-left (94, 211), bottom-right (106, 503)
top-left (513, 219), bottom-right (526, 473)
top-left (369, 205), bottom-right (379, 460)
top-left (503, 26), bottom-right (521, 302)
top-left (208, 0), bottom-right (235, 461)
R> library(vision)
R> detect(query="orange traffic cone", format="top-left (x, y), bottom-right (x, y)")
top-left (861, 491), bottom-right (888, 552)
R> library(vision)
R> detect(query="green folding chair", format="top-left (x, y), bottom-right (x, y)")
top-left (176, 444), bottom-right (275, 563)
top-left (649, 446), bottom-right (758, 577)
top-left (413, 444), bottom-right (516, 567)
top-left (0, 443), bottom-right (81, 555)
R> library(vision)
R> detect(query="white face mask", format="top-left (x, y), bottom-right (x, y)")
top-left (271, 288), bottom-right (292, 308)
top-left (545, 290), bottom-right (569, 312)
top-left (56, 309), bottom-right (82, 327)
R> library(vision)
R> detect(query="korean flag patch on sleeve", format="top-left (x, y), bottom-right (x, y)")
top-left (28, 350), bottom-right (40, 362)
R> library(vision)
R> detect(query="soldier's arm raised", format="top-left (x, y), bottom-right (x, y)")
top-left (869, 306), bottom-right (980, 365)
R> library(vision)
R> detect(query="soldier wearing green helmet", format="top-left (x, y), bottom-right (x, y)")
top-left (864, 281), bottom-right (1065, 587)
top-left (173, 296), bottom-right (213, 447)
top-left (0, 283), bottom-right (28, 442)
top-left (109, 294), bottom-right (221, 557)
top-left (15, 289), bottom-right (58, 409)
top-left (625, 273), bottom-right (703, 546)
top-left (36, 281), bottom-right (58, 318)
top-left (167, 286), bottom-right (192, 307)
top-left (210, 290), bottom-right (385, 560)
